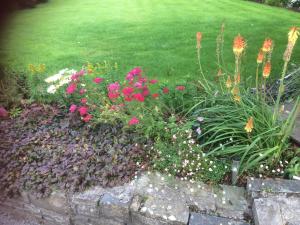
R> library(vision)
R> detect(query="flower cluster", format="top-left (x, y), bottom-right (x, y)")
top-left (45, 68), bottom-right (77, 94)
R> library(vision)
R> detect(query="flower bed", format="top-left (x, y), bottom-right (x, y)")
top-left (0, 25), bottom-right (300, 199)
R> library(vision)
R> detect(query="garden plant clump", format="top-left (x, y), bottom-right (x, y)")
top-left (0, 25), bottom-right (300, 198)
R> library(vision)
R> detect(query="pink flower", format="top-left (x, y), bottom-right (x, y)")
top-left (82, 114), bottom-right (92, 122)
top-left (163, 87), bottom-right (169, 94)
top-left (79, 89), bottom-right (86, 95)
top-left (149, 79), bottom-right (158, 84)
top-left (78, 106), bottom-right (88, 116)
top-left (71, 73), bottom-right (79, 81)
top-left (126, 73), bottom-right (134, 81)
top-left (66, 83), bottom-right (77, 94)
top-left (142, 87), bottom-right (150, 97)
top-left (122, 87), bottom-right (134, 96)
top-left (130, 67), bottom-right (142, 75)
top-left (176, 85), bottom-right (185, 91)
top-left (78, 70), bottom-right (85, 76)
top-left (107, 82), bottom-right (120, 92)
top-left (69, 104), bottom-right (77, 113)
top-left (108, 92), bottom-right (120, 99)
top-left (134, 82), bottom-right (143, 89)
top-left (152, 93), bottom-right (159, 99)
top-left (128, 117), bottom-right (139, 126)
top-left (126, 67), bottom-right (142, 81)
top-left (93, 77), bottom-right (104, 84)
top-left (133, 93), bottom-right (145, 102)
top-left (81, 98), bottom-right (87, 104)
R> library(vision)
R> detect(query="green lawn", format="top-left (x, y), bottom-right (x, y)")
top-left (1, 0), bottom-right (300, 84)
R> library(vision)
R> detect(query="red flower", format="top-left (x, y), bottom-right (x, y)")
top-left (163, 87), bottom-right (169, 94)
top-left (79, 89), bottom-right (86, 95)
top-left (82, 114), bottom-right (92, 122)
top-left (93, 77), bottom-right (104, 84)
top-left (152, 93), bottom-right (159, 99)
top-left (128, 117), bottom-right (139, 126)
top-left (66, 83), bottom-right (77, 94)
top-left (81, 98), bottom-right (87, 104)
top-left (124, 96), bottom-right (133, 102)
top-left (78, 106), bottom-right (88, 116)
top-left (108, 92), bottom-right (120, 99)
top-left (133, 93), bottom-right (145, 102)
top-left (176, 85), bottom-right (185, 91)
top-left (122, 87), bottom-right (134, 96)
top-left (149, 79), bottom-right (158, 84)
top-left (69, 104), bottom-right (77, 113)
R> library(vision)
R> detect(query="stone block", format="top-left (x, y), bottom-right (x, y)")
top-left (252, 198), bottom-right (284, 225)
top-left (71, 186), bottom-right (105, 218)
top-left (28, 191), bottom-right (69, 215)
top-left (252, 196), bottom-right (300, 225)
top-left (72, 215), bottom-right (125, 225)
top-left (247, 178), bottom-right (300, 199)
top-left (189, 213), bottom-right (250, 225)
top-left (214, 185), bottom-right (251, 220)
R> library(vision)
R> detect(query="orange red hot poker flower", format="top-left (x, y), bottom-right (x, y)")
top-left (245, 117), bottom-right (254, 133)
top-left (263, 62), bottom-right (271, 79)
top-left (196, 32), bottom-right (202, 49)
top-left (262, 38), bottom-right (273, 53)
top-left (233, 34), bottom-right (246, 57)
top-left (257, 49), bottom-right (264, 64)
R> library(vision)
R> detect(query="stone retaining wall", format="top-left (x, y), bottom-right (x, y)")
top-left (0, 172), bottom-right (251, 225)
top-left (1, 173), bottom-right (300, 225)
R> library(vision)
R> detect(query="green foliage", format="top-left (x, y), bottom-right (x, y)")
top-left (9, 107), bottom-right (22, 118)
top-left (263, 0), bottom-right (289, 6)
top-left (287, 149), bottom-right (300, 177)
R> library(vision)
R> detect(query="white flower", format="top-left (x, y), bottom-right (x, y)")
top-left (45, 73), bottom-right (62, 83)
top-left (47, 85), bottom-right (57, 94)
top-left (196, 127), bottom-right (202, 135)
top-left (197, 117), bottom-right (204, 122)
top-left (58, 76), bottom-right (71, 86)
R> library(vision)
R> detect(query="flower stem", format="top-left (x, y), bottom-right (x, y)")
top-left (273, 61), bottom-right (288, 121)
top-left (197, 48), bottom-right (211, 92)
top-left (255, 64), bottom-right (259, 100)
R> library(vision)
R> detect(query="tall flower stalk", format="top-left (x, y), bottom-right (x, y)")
top-left (196, 32), bottom-right (211, 92)
top-left (273, 27), bottom-right (299, 121)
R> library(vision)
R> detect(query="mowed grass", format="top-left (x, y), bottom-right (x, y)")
top-left (1, 0), bottom-right (300, 85)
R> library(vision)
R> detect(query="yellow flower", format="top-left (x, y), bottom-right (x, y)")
top-left (226, 76), bottom-right (232, 89)
top-left (39, 64), bottom-right (46, 73)
top-left (288, 26), bottom-right (299, 46)
top-left (28, 64), bottom-right (35, 73)
top-left (244, 117), bottom-right (254, 133)
top-left (233, 34), bottom-right (246, 57)
top-left (234, 95), bottom-right (241, 102)
top-left (231, 86), bottom-right (239, 95)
